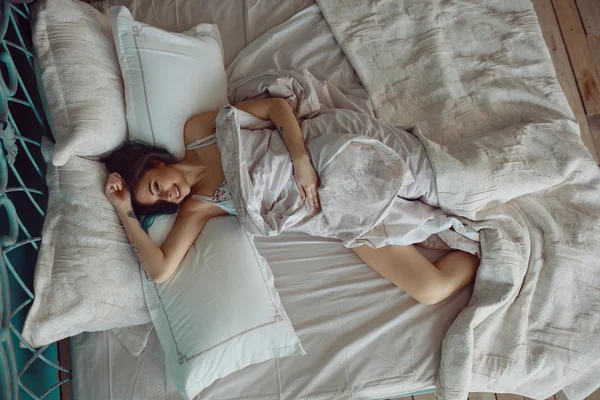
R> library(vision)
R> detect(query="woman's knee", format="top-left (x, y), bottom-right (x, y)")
top-left (411, 281), bottom-right (453, 305)
top-left (413, 251), bottom-right (479, 305)
top-left (352, 244), bottom-right (455, 305)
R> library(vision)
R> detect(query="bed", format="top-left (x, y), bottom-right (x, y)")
top-left (68, 2), bottom-right (468, 399)
top-left (3, 0), bottom-right (600, 399)
top-left (3, 1), bottom-right (458, 398)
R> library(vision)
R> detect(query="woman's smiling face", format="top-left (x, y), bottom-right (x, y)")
top-left (133, 162), bottom-right (191, 207)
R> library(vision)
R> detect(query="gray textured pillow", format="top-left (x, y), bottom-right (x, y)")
top-left (32, 0), bottom-right (127, 166)
top-left (22, 139), bottom-right (151, 353)
top-left (110, 323), bottom-right (153, 356)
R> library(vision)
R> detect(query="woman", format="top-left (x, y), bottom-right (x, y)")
top-left (104, 97), bottom-right (479, 305)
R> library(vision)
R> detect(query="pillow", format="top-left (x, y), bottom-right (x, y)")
top-left (110, 6), bottom-right (229, 159)
top-left (144, 215), bottom-right (304, 399)
top-left (32, 0), bottom-right (127, 166)
top-left (21, 139), bottom-right (151, 352)
top-left (110, 323), bottom-right (153, 356)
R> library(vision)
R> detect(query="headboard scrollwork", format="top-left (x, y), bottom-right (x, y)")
top-left (1, 0), bottom-right (70, 398)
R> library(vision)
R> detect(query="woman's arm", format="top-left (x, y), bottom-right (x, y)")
top-left (185, 98), bottom-right (320, 208)
top-left (185, 99), bottom-right (305, 161)
top-left (117, 203), bottom-right (220, 284)
top-left (238, 98), bottom-right (321, 208)
top-left (105, 173), bottom-right (226, 283)
top-left (236, 98), bottom-right (308, 163)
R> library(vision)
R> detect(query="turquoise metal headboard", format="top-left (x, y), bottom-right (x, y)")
top-left (1, 0), bottom-right (71, 398)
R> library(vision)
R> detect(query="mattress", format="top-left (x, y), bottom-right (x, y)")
top-left (72, 232), bottom-right (470, 400)
top-left (71, 2), bottom-right (470, 399)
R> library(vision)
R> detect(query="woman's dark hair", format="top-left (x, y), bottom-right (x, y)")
top-left (102, 141), bottom-right (180, 217)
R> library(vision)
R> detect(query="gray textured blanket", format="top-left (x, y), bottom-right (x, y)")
top-left (316, 0), bottom-right (600, 399)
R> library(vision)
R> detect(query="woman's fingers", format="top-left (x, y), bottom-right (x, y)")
top-left (306, 194), bottom-right (314, 209)
top-left (297, 180), bottom-right (306, 202)
top-left (304, 186), bottom-right (320, 210)
top-left (304, 185), bottom-right (313, 209)
top-left (105, 173), bottom-right (126, 197)
top-left (107, 182), bottom-right (118, 194)
top-left (294, 177), bottom-right (321, 210)
top-left (310, 188), bottom-right (320, 209)
top-left (312, 189), bottom-right (320, 209)
top-left (108, 173), bottom-right (126, 191)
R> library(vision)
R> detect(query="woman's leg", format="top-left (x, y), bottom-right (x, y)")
top-left (352, 244), bottom-right (479, 305)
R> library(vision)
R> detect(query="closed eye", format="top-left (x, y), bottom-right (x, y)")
top-left (150, 180), bottom-right (160, 196)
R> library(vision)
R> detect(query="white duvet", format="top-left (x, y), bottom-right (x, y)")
top-left (218, 70), bottom-right (480, 255)
top-left (317, 0), bottom-right (600, 399)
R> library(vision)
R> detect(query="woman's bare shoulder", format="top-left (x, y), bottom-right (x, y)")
top-left (183, 109), bottom-right (221, 147)
top-left (179, 195), bottom-right (228, 218)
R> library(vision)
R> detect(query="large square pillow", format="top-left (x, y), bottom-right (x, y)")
top-left (22, 139), bottom-right (151, 350)
top-left (144, 215), bottom-right (304, 399)
top-left (110, 6), bottom-right (229, 158)
top-left (32, 0), bottom-right (127, 166)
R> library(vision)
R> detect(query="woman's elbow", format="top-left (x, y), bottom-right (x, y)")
top-left (413, 290), bottom-right (447, 305)
top-left (148, 263), bottom-right (177, 284)
top-left (273, 97), bottom-right (289, 109)
top-left (150, 272), bottom-right (170, 284)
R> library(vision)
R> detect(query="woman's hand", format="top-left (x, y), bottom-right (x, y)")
top-left (104, 172), bottom-right (132, 211)
top-left (293, 155), bottom-right (320, 210)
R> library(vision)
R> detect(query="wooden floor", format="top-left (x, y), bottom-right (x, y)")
top-left (400, 392), bottom-right (600, 400)
top-left (533, 0), bottom-right (600, 163)
top-left (396, 1), bottom-right (600, 399)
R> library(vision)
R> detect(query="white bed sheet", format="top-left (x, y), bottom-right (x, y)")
top-left (72, 232), bottom-right (470, 400)
top-left (93, 0), bottom-right (370, 108)
top-left (71, 2), bottom-right (469, 399)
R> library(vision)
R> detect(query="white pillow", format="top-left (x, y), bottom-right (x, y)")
top-left (22, 139), bottom-right (151, 350)
top-left (32, 0), bottom-right (127, 166)
top-left (110, 6), bottom-right (229, 159)
top-left (144, 215), bottom-right (305, 399)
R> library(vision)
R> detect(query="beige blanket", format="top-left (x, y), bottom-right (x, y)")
top-left (316, 0), bottom-right (600, 399)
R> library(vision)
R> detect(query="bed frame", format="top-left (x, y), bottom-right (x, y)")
top-left (0, 0), bottom-right (72, 399)
top-left (0, 1), bottom-right (437, 399)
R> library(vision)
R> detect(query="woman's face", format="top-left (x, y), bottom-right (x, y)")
top-left (134, 162), bottom-right (191, 207)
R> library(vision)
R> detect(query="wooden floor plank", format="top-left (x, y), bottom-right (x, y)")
top-left (525, 397), bottom-right (555, 400)
top-left (588, 36), bottom-right (600, 80)
top-left (496, 394), bottom-right (524, 400)
top-left (413, 394), bottom-right (437, 400)
top-left (470, 393), bottom-right (497, 400)
top-left (532, 0), bottom-right (600, 162)
top-left (553, 0), bottom-right (600, 115)
top-left (587, 114), bottom-right (600, 162)
top-left (58, 338), bottom-right (73, 400)
top-left (575, 0), bottom-right (600, 36)
top-left (587, 388), bottom-right (600, 400)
